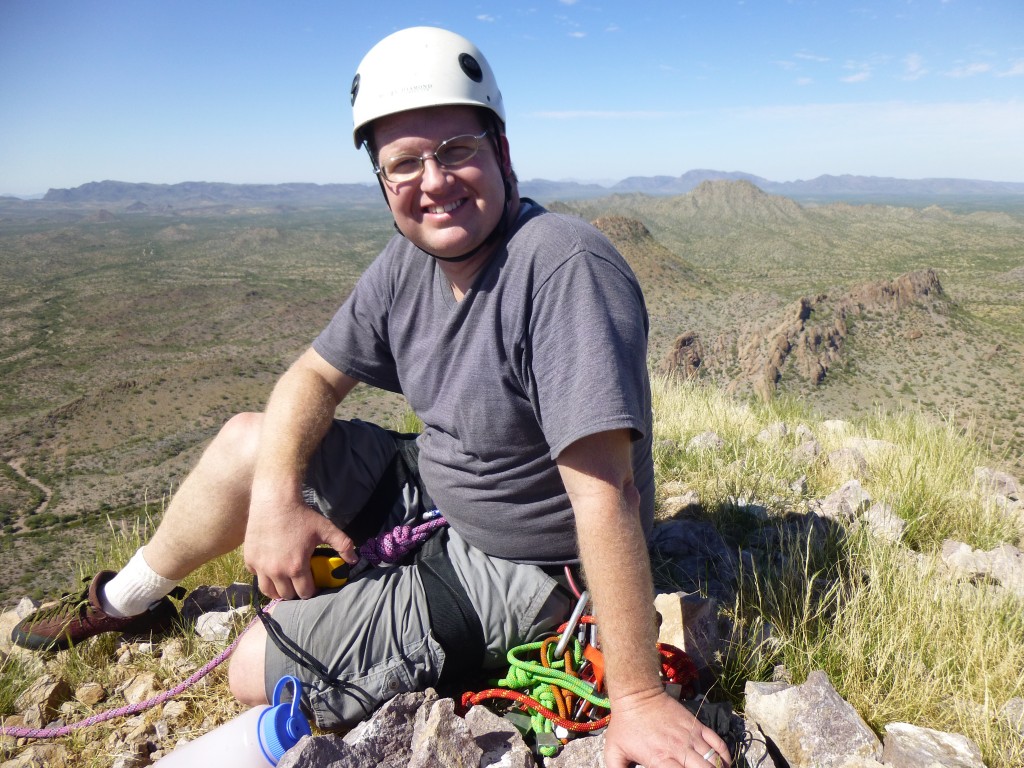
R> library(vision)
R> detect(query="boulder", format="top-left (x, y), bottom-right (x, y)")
top-left (881, 721), bottom-right (985, 768)
top-left (744, 671), bottom-right (882, 768)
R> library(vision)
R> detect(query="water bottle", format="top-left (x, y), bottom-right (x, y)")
top-left (155, 676), bottom-right (312, 767)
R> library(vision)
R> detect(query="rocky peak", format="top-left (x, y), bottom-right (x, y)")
top-left (661, 269), bottom-right (948, 398)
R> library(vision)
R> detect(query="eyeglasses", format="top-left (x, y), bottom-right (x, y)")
top-left (375, 130), bottom-right (489, 183)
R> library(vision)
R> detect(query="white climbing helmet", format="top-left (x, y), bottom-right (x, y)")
top-left (350, 26), bottom-right (505, 148)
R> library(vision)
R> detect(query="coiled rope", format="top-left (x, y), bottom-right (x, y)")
top-left (461, 614), bottom-right (698, 757)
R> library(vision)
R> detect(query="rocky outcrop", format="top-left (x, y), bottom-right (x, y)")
top-left (661, 269), bottom-right (947, 399)
top-left (662, 331), bottom-right (704, 381)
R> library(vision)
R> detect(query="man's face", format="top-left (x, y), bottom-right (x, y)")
top-left (371, 106), bottom-right (508, 261)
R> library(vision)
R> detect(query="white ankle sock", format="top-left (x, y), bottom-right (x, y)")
top-left (100, 547), bottom-right (180, 618)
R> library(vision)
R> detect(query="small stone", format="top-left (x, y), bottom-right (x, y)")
top-left (162, 699), bottom-right (188, 721)
top-left (15, 676), bottom-right (73, 725)
top-left (75, 681), bottom-right (107, 706)
top-left (688, 431), bottom-right (725, 452)
top-left (120, 672), bottom-right (163, 705)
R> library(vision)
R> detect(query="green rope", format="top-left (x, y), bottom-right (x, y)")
top-left (499, 639), bottom-right (611, 710)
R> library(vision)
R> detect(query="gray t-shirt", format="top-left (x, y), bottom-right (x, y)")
top-left (313, 201), bottom-right (654, 563)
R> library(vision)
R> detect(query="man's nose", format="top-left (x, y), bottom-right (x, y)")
top-left (419, 156), bottom-right (449, 189)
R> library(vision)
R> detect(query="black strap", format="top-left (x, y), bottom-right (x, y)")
top-left (345, 431), bottom-right (432, 547)
top-left (251, 577), bottom-right (376, 718)
top-left (415, 528), bottom-right (487, 689)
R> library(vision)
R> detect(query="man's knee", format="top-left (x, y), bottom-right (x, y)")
top-left (228, 619), bottom-right (270, 706)
top-left (216, 412), bottom-right (263, 460)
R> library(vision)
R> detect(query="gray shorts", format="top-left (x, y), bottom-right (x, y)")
top-left (263, 419), bottom-right (574, 730)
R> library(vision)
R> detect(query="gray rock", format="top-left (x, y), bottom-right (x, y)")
top-left (660, 489), bottom-right (703, 518)
top-left (881, 721), bottom-right (985, 768)
top-left (791, 439), bottom-right (820, 466)
top-left (744, 670), bottom-right (882, 768)
top-left (276, 734), bottom-right (353, 768)
top-left (194, 605), bottom-right (251, 643)
top-left (741, 718), bottom-right (778, 767)
top-left (756, 422), bottom-right (789, 443)
top-left (812, 479), bottom-right (871, 524)
top-left (181, 582), bottom-right (257, 619)
top-left (941, 540), bottom-right (1024, 597)
top-left (974, 466), bottom-right (1021, 500)
top-left (858, 502), bottom-right (906, 543)
top-left (1002, 697), bottom-right (1024, 736)
top-left (843, 437), bottom-right (896, 460)
top-left (654, 591), bottom-right (722, 675)
top-left (820, 419), bottom-right (852, 435)
top-left (543, 732), bottom-right (604, 767)
top-left (985, 542), bottom-right (1024, 595)
top-left (688, 431), bottom-right (726, 452)
top-left (794, 424), bottom-right (816, 442)
top-left (410, 697), bottom-right (482, 768)
top-left (825, 448), bottom-right (869, 478)
top-left (14, 597), bottom-right (40, 619)
top-left (465, 705), bottom-right (536, 768)
top-left (343, 689), bottom-right (437, 764)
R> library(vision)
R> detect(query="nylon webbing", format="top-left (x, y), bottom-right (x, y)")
top-left (415, 527), bottom-right (487, 689)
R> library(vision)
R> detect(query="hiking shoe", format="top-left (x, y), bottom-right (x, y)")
top-left (11, 571), bottom-right (184, 652)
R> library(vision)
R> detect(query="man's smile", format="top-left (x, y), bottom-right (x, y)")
top-left (425, 198), bottom-right (466, 215)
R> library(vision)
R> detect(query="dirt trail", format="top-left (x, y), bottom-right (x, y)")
top-left (7, 458), bottom-right (52, 531)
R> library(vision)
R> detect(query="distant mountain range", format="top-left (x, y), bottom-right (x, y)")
top-left (24, 171), bottom-right (1024, 208)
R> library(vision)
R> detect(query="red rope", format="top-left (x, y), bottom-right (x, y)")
top-left (461, 689), bottom-right (611, 732)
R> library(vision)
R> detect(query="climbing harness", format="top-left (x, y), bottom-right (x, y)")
top-left (460, 600), bottom-right (699, 758)
top-left (0, 515), bottom-right (448, 741)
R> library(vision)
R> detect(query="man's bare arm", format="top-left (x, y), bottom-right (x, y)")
top-left (245, 347), bottom-right (360, 600)
top-left (557, 430), bottom-right (730, 767)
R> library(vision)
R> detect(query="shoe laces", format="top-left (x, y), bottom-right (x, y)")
top-left (29, 577), bottom-right (94, 622)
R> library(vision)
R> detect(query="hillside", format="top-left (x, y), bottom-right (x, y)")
top-left (0, 183), bottom-right (1022, 605)
top-left (561, 181), bottom-right (1024, 466)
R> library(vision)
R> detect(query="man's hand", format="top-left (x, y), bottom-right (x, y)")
top-left (243, 490), bottom-right (356, 601)
top-left (243, 348), bottom-right (360, 601)
top-left (603, 689), bottom-right (731, 767)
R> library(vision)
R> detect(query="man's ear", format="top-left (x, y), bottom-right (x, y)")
top-left (497, 133), bottom-right (513, 176)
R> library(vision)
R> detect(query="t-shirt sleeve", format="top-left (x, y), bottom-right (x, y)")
top-left (528, 247), bottom-right (650, 459)
top-left (312, 253), bottom-right (403, 394)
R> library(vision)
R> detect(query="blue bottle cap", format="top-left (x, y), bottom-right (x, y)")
top-left (258, 676), bottom-right (313, 765)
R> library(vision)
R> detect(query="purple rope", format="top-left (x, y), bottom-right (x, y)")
top-left (1, 516), bottom-right (448, 741)
top-left (357, 515), bottom-right (447, 565)
top-left (0, 600), bottom-right (278, 740)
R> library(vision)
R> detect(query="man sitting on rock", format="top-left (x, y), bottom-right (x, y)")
top-left (13, 26), bottom-right (731, 768)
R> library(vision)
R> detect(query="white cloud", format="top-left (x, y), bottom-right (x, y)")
top-left (998, 60), bottom-right (1024, 77)
top-left (568, 31), bottom-right (587, 38)
top-left (842, 70), bottom-right (871, 83)
top-left (945, 62), bottom-right (992, 78)
top-left (476, 14), bottom-right (496, 22)
top-left (841, 60), bottom-right (872, 83)
top-left (794, 51), bottom-right (829, 63)
top-left (796, 77), bottom-right (813, 87)
top-left (902, 53), bottom-right (927, 81)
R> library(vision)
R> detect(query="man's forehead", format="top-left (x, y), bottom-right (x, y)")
top-left (371, 105), bottom-right (485, 150)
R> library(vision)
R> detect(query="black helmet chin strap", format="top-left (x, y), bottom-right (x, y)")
top-left (364, 119), bottom-right (515, 264)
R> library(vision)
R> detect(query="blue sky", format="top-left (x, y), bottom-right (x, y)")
top-left (1, 0), bottom-right (1022, 196)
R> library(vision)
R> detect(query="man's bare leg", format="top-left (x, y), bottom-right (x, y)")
top-left (142, 411), bottom-right (264, 580)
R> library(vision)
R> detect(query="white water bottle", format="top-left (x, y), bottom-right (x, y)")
top-left (155, 676), bottom-right (312, 767)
